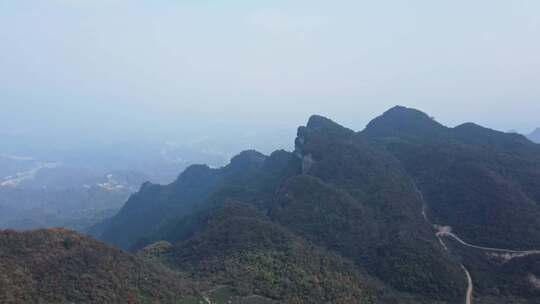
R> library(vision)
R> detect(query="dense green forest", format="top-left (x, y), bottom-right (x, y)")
top-left (3, 106), bottom-right (540, 303)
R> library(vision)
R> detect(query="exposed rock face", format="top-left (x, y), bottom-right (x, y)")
top-left (137, 240), bottom-right (174, 260)
top-left (301, 154), bottom-right (314, 174)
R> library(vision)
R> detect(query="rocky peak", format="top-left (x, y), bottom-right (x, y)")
top-left (306, 115), bottom-right (355, 135)
top-left (363, 105), bottom-right (446, 139)
top-left (229, 150), bottom-right (267, 169)
top-left (176, 164), bottom-right (215, 184)
top-left (295, 115), bottom-right (354, 157)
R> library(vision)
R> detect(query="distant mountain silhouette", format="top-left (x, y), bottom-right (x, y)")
top-left (528, 128), bottom-right (540, 143)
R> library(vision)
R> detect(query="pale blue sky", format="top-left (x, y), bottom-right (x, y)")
top-left (1, 0), bottom-right (539, 149)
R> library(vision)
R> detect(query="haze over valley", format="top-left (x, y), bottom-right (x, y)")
top-left (1, 1), bottom-right (540, 303)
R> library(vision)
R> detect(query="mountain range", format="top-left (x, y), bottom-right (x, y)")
top-left (0, 129), bottom-right (294, 233)
top-left (2, 106), bottom-right (540, 303)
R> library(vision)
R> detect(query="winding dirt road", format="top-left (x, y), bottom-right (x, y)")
top-left (202, 295), bottom-right (212, 304)
top-left (417, 189), bottom-right (540, 304)
top-left (418, 190), bottom-right (474, 304)
top-left (436, 226), bottom-right (540, 256)
top-left (462, 266), bottom-right (473, 304)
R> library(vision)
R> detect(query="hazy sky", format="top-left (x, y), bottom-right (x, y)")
top-left (1, 0), bottom-right (539, 149)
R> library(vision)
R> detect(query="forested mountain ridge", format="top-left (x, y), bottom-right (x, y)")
top-left (4, 106), bottom-right (540, 303)
top-left (95, 107), bottom-right (471, 302)
top-left (362, 106), bottom-right (540, 250)
top-left (361, 106), bottom-right (540, 302)
top-left (97, 149), bottom-right (299, 250)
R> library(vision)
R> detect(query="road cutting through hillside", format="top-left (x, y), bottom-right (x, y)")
top-left (417, 189), bottom-right (540, 304)
top-left (435, 226), bottom-right (473, 304)
top-left (462, 266), bottom-right (473, 304)
top-left (202, 295), bottom-right (212, 304)
top-left (436, 226), bottom-right (540, 256)
top-left (418, 190), bottom-right (474, 304)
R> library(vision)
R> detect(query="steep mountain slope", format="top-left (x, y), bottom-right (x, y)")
top-left (363, 106), bottom-right (540, 249)
top-left (444, 236), bottom-right (540, 304)
top-left (90, 106), bottom-right (540, 303)
top-left (289, 115), bottom-right (466, 300)
top-left (141, 203), bottom-right (398, 304)
top-left (98, 150), bottom-right (299, 250)
top-left (0, 228), bottom-right (196, 303)
top-left (362, 106), bottom-right (540, 302)
top-left (98, 113), bottom-right (472, 302)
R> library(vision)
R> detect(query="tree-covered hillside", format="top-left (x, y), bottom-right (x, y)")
top-left (363, 106), bottom-right (540, 249)
top-left (13, 106), bottom-right (540, 303)
top-left (0, 229), bottom-right (196, 303)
